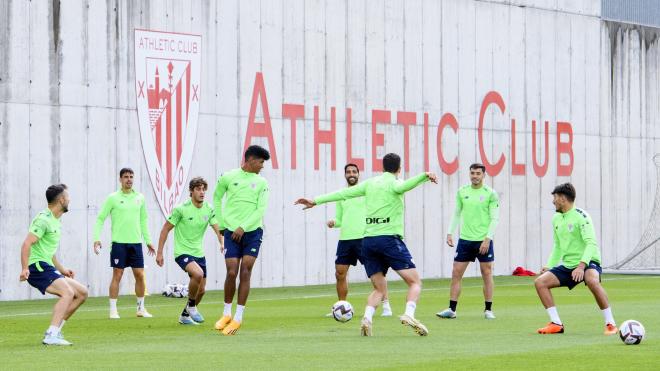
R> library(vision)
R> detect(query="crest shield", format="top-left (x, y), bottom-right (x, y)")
top-left (135, 29), bottom-right (201, 216)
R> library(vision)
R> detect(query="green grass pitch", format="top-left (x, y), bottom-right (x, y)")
top-left (1, 275), bottom-right (658, 370)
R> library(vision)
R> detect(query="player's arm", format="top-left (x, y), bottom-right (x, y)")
top-left (392, 172), bottom-right (437, 194)
top-left (296, 181), bottom-right (368, 210)
top-left (210, 222), bottom-right (225, 254)
top-left (479, 190), bottom-right (500, 254)
top-left (156, 221), bottom-right (175, 267)
top-left (446, 190), bottom-right (463, 247)
top-left (92, 196), bottom-right (112, 254)
top-left (543, 225), bottom-right (562, 273)
top-left (213, 175), bottom-right (228, 231)
top-left (140, 197), bottom-right (154, 255)
top-left (52, 255), bottom-right (74, 279)
top-left (328, 201), bottom-right (343, 228)
top-left (578, 216), bottom-right (599, 265)
top-left (19, 233), bottom-right (39, 281)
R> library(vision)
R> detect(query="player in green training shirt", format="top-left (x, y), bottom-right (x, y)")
top-left (325, 163), bottom-right (392, 317)
top-left (213, 145), bottom-right (271, 336)
top-left (93, 168), bottom-right (155, 319)
top-left (437, 163), bottom-right (500, 320)
top-left (20, 184), bottom-right (88, 346)
top-left (297, 153), bottom-right (438, 337)
top-left (156, 177), bottom-right (223, 325)
top-left (535, 183), bottom-right (618, 335)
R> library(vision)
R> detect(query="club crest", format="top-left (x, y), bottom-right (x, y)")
top-left (135, 29), bottom-right (202, 216)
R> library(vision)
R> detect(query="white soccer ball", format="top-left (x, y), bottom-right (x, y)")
top-left (332, 300), bottom-right (353, 323)
top-left (619, 320), bottom-right (645, 345)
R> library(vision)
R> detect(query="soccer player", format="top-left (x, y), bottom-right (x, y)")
top-left (437, 163), bottom-right (499, 320)
top-left (213, 145), bottom-right (271, 335)
top-left (296, 153), bottom-right (437, 337)
top-left (326, 163), bottom-right (392, 317)
top-left (534, 183), bottom-right (618, 335)
top-left (156, 177), bottom-right (223, 325)
top-left (19, 184), bottom-right (88, 345)
top-left (93, 168), bottom-right (155, 319)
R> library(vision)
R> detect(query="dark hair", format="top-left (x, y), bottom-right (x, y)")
top-left (551, 183), bottom-right (576, 203)
top-left (189, 177), bottom-right (208, 192)
top-left (344, 163), bottom-right (360, 173)
top-left (46, 184), bottom-right (68, 204)
top-left (244, 145), bottom-right (270, 161)
top-left (119, 168), bottom-right (134, 177)
top-left (383, 153), bottom-right (401, 173)
top-left (469, 163), bottom-right (486, 172)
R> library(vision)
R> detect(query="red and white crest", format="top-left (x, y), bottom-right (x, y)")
top-left (134, 29), bottom-right (201, 216)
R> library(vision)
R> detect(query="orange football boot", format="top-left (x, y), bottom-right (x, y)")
top-left (537, 322), bottom-right (564, 334)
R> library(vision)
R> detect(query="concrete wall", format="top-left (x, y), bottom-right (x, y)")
top-left (1, 0), bottom-right (659, 300)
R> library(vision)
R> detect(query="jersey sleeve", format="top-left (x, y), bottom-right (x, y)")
top-left (447, 190), bottom-right (463, 235)
top-left (93, 195), bottom-right (112, 241)
top-left (239, 182), bottom-right (270, 230)
top-left (579, 215), bottom-right (599, 264)
top-left (213, 174), bottom-right (228, 230)
top-left (29, 218), bottom-right (48, 239)
top-left (315, 180), bottom-right (368, 205)
top-left (486, 190), bottom-right (500, 239)
top-left (334, 201), bottom-right (344, 228)
top-left (167, 206), bottom-right (182, 226)
top-left (392, 173), bottom-right (428, 194)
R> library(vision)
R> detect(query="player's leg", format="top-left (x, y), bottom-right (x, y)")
top-left (584, 264), bottom-right (617, 334)
top-left (109, 243), bottom-right (128, 318)
top-left (381, 279), bottom-right (392, 316)
top-left (215, 257), bottom-right (239, 331)
top-left (132, 268), bottom-right (151, 317)
top-left (61, 277), bottom-right (89, 321)
top-left (335, 264), bottom-right (350, 300)
top-left (436, 261), bottom-right (469, 318)
top-left (479, 261), bottom-right (495, 319)
top-left (361, 272), bottom-right (387, 336)
top-left (128, 244), bottom-right (150, 317)
top-left (222, 255), bottom-right (257, 335)
top-left (534, 270), bottom-right (564, 333)
top-left (396, 268), bottom-right (428, 336)
top-left (109, 267), bottom-right (124, 318)
top-left (180, 261), bottom-right (205, 324)
top-left (43, 278), bottom-right (75, 345)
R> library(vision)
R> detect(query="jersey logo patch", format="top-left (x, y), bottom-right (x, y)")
top-left (567, 224), bottom-right (574, 232)
top-left (479, 196), bottom-right (485, 202)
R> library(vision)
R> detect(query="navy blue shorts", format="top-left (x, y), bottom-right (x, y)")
top-left (335, 239), bottom-right (363, 266)
top-left (224, 228), bottom-right (263, 259)
top-left (175, 255), bottom-right (207, 278)
top-left (110, 242), bottom-right (144, 269)
top-left (550, 261), bottom-right (602, 290)
top-left (27, 262), bottom-right (64, 295)
top-left (454, 239), bottom-right (494, 262)
top-left (362, 236), bottom-right (416, 278)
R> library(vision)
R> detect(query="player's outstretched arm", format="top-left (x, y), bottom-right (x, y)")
top-left (393, 172), bottom-right (437, 194)
top-left (156, 221), bottom-right (175, 267)
top-left (446, 190), bottom-right (463, 247)
top-left (213, 175), bottom-right (228, 230)
top-left (19, 233), bottom-right (39, 281)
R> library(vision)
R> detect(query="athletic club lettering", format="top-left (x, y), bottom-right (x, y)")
top-left (135, 29), bottom-right (202, 216)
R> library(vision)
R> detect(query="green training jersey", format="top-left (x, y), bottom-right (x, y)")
top-left (448, 184), bottom-right (500, 241)
top-left (213, 168), bottom-right (269, 232)
top-left (315, 172), bottom-right (429, 238)
top-left (547, 206), bottom-right (601, 269)
top-left (167, 200), bottom-right (218, 258)
top-left (93, 189), bottom-right (152, 244)
top-left (333, 195), bottom-right (366, 240)
top-left (28, 209), bottom-right (62, 266)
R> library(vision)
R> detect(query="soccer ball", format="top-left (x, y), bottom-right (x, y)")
top-left (619, 320), bottom-right (645, 345)
top-left (332, 300), bottom-right (353, 323)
